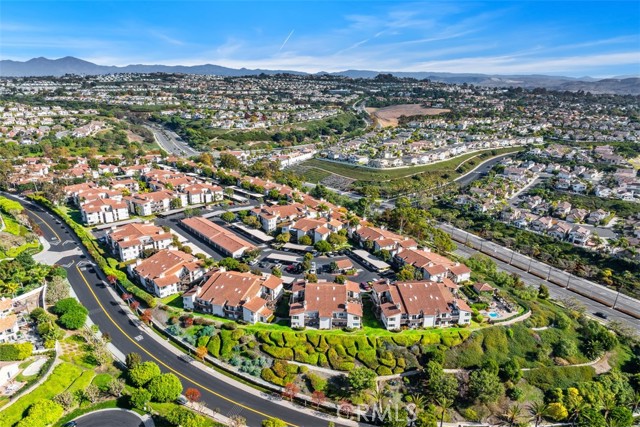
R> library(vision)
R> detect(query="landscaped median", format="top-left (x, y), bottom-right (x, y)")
top-left (26, 194), bottom-right (157, 308)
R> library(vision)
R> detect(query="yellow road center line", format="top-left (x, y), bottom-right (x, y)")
top-left (29, 208), bottom-right (299, 426)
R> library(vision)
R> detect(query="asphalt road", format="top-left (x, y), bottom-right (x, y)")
top-left (440, 223), bottom-right (640, 328)
top-left (145, 123), bottom-right (200, 157)
top-left (453, 152), bottom-right (515, 187)
top-left (7, 194), bottom-right (339, 427)
top-left (74, 409), bottom-right (146, 427)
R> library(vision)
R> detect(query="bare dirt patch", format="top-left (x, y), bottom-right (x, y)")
top-left (366, 104), bottom-right (450, 127)
top-left (126, 130), bottom-right (144, 143)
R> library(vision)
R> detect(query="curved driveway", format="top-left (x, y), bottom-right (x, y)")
top-left (7, 194), bottom-right (338, 427)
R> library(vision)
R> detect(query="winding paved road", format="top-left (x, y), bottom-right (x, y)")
top-left (5, 193), bottom-right (343, 427)
top-left (145, 123), bottom-right (200, 157)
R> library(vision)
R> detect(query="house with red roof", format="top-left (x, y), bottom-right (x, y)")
top-left (370, 280), bottom-right (472, 330)
top-left (289, 281), bottom-right (362, 329)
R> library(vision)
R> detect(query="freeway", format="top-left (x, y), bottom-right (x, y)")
top-left (440, 222), bottom-right (640, 328)
top-left (145, 123), bottom-right (200, 157)
top-left (6, 194), bottom-right (343, 427)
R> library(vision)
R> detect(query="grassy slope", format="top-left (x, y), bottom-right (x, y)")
top-left (299, 147), bottom-right (524, 182)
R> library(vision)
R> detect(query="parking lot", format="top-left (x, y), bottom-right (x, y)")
top-left (154, 212), bottom-right (387, 288)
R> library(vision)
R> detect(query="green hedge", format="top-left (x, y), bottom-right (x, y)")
top-left (0, 343), bottom-right (33, 360)
top-left (27, 195), bottom-right (157, 307)
top-left (262, 345), bottom-right (294, 360)
top-left (207, 334), bottom-right (221, 358)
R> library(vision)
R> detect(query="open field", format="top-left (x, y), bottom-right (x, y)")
top-left (298, 146), bottom-right (524, 182)
top-left (366, 104), bottom-right (449, 127)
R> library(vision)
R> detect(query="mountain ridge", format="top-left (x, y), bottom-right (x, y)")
top-left (1, 56), bottom-right (638, 95)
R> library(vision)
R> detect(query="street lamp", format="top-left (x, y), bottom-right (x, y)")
top-left (612, 284), bottom-right (622, 309)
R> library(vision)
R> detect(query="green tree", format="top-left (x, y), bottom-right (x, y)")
top-left (468, 369), bottom-right (504, 403)
top-left (607, 407), bottom-right (633, 427)
top-left (314, 240), bottom-right (333, 254)
top-left (130, 387), bottom-right (152, 410)
top-left (126, 352), bottom-right (142, 369)
top-left (221, 211), bottom-right (236, 222)
top-left (327, 233), bottom-right (347, 247)
top-left (528, 401), bottom-right (549, 427)
top-left (148, 373), bottom-right (183, 402)
top-left (52, 298), bottom-right (88, 330)
top-left (242, 215), bottom-right (260, 228)
top-left (348, 367), bottom-right (376, 393)
top-left (396, 265), bottom-right (416, 281)
top-left (276, 231), bottom-right (291, 244)
top-left (538, 284), bottom-right (550, 299)
top-left (500, 359), bottom-right (522, 383)
top-left (128, 361), bottom-right (161, 387)
top-left (170, 197), bottom-right (182, 209)
top-left (299, 235), bottom-right (312, 246)
top-left (219, 153), bottom-right (242, 170)
top-left (576, 407), bottom-right (606, 427)
top-left (15, 400), bottom-right (63, 427)
top-left (546, 402), bottom-right (568, 421)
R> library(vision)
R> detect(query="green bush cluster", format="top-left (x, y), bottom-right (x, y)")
top-left (260, 360), bottom-right (300, 386)
top-left (15, 400), bottom-right (63, 427)
top-left (52, 297), bottom-right (88, 330)
top-left (0, 342), bottom-right (33, 361)
top-left (256, 330), bottom-right (457, 377)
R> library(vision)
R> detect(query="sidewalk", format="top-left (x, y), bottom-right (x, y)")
top-left (107, 279), bottom-right (370, 427)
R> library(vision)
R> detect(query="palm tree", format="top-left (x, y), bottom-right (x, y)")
top-left (503, 404), bottom-right (522, 427)
top-left (405, 393), bottom-right (426, 415)
top-left (568, 401), bottom-right (588, 427)
top-left (368, 387), bottom-right (387, 411)
top-left (602, 394), bottom-right (616, 421)
top-left (435, 397), bottom-right (453, 427)
top-left (630, 391), bottom-right (640, 413)
top-left (528, 401), bottom-right (549, 427)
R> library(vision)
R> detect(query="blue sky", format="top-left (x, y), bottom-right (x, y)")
top-left (1, 1), bottom-right (639, 76)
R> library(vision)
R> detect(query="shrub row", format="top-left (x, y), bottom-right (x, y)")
top-left (27, 195), bottom-right (157, 307)
top-left (0, 342), bottom-right (33, 361)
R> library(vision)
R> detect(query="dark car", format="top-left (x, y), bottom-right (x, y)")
top-left (62, 422), bottom-right (77, 427)
top-left (594, 312), bottom-right (608, 320)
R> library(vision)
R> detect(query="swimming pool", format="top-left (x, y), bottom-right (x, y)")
top-left (488, 312), bottom-right (501, 319)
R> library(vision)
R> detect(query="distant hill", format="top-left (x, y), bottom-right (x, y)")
top-left (0, 56), bottom-right (305, 78)
top-left (1, 56), bottom-right (638, 95)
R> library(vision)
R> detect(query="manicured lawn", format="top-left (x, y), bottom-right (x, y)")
top-left (92, 372), bottom-right (114, 390)
top-left (67, 370), bottom-right (96, 395)
top-left (0, 362), bottom-right (83, 427)
top-left (161, 293), bottom-right (183, 309)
